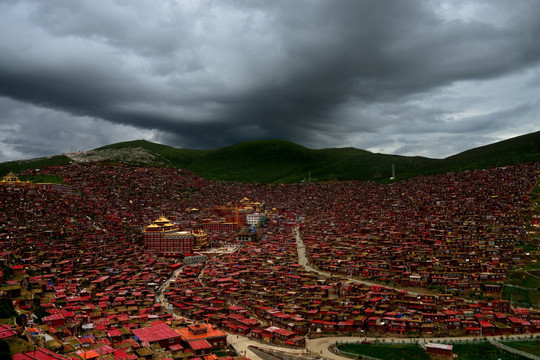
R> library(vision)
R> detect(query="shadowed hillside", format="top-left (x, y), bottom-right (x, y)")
top-left (2, 131), bottom-right (539, 183)
top-left (98, 139), bottom-right (438, 182)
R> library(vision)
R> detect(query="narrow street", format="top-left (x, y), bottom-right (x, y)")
top-left (294, 226), bottom-right (427, 296)
top-left (154, 228), bottom-right (539, 360)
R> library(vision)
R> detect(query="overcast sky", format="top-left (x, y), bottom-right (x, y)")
top-left (1, 0), bottom-right (539, 162)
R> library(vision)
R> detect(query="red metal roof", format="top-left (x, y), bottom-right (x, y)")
top-left (113, 349), bottom-right (137, 360)
top-left (13, 348), bottom-right (68, 360)
top-left (0, 324), bottom-right (17, 339)
top-left (189, 339), bottom-right (213, 350)
top-left (132, 324), bottom-right (180, 343)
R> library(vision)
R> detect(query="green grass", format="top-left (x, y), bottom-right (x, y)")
top-left (0, 155), bottom-right (71, 178)
top-left (524, 261), bottom-right (540, 271)
top-left (452, 342), bottom-right (530, 360)
top-left (17, 174), bottom-right (65, 184)
top-left (504, 341), bottom-right (540, 357)
top-left (337, 343), bottom-right (431, 360)
top-left (515, 242), bottom-right (538, 252)
top-left (504, 270), bottom-right (540, 306)
top-left (507, 271), bottom-right (540, 289)
top-left (6, 337), bottom-right (33, 355)
top-left (338, 342), bottom-right (535, 360)
top-left (502, 285), bottom-right (540, 306)
top-left (0, 318), bottom-right (15, 325)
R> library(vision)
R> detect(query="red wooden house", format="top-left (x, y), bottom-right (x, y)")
top-left (132, 324), bottom-right (183, 349)
top-left (42, 313), bottom-right (66, 327)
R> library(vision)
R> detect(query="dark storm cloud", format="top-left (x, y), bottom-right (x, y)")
top-left (0, 0), bottom-right (539, 160)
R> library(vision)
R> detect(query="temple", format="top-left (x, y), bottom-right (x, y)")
top-left (143, 216), bottom-right (208, 255)
top-left (1, 171), bottom-right (28, 184)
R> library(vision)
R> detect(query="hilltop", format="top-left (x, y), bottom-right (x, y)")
top-left (1, 131), bottom-right (539, 183)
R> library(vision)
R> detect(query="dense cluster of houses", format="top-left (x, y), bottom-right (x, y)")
top-left (0, 165), bottom-right (243, 359)
top-left (0, 162), bottom-right (538, 359)
top-left (167, 226), bottom-right (540, 342)
top-left (300, 165), bottom-right (539, 295)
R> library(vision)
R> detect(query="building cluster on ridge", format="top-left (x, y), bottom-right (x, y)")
top-left (0, 162), bottom-right (539, 360)
top-left (300, 167), bottom-right (537, 296)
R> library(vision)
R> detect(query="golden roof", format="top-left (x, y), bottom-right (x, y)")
top-left (2, 171), bottom-right (22, 183)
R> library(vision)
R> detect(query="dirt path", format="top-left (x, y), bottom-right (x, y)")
top-left (155, 229), bottom-right (537, 360)
top-left (294, 226), bottom-right (431, 296)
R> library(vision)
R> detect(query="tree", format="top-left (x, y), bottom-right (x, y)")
top-left (33, 305), bottom-right (47, 324)
top-left (0, 340), bottom-right (11, 360)
top-left (2, 265), bottom-right (13, 281)
top-left (0, 298), bottom-right (16, 318)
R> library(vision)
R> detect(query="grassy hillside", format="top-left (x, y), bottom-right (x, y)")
top-left (0, 155), bottom-right (71, 178)
top-left (186, 140), bottom-right (315, 182)
top-left (2, 131), bottom-right (539, 183)
top-left (97, 139), bottom-right (207, 168)
top-left (100, 140), bottom-right (436, 182)
top-left (424, 130), bottom-right (540, 174)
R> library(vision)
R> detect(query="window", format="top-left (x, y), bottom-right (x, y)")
top-left (169, 338), bottom-right (174, 343)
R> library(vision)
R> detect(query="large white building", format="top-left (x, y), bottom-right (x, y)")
top-left (246, 212), bottom-right (266, 226)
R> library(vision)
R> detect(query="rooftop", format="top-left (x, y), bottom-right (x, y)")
top-left (132, 324), bottom-right (180, 343)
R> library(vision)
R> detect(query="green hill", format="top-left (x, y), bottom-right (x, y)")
top-left (0, 155), bottom-right (71, 179)
top-left (99, 139), bottom-right (436, 182)
top-left (2, 131), bottom-right (539, 183)
top-left (95, 133), bottom-right (540, 183)
top-left (430, 130), bottom-right (540, 174)
top-left (97, 139), bottom-right (208, 169)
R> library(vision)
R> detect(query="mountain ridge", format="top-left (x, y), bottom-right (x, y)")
top-left (1, 131), bottom-right (539, 183)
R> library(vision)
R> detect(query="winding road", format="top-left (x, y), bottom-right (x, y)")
top-left (155, 227), bottom-right (538, 360)
top-left (294, 227), bottom-right (427, 296)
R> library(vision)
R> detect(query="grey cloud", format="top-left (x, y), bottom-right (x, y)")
top-left (0, 0), bottom-right (539, 160)
top-left (0, 97), bottom-right (159, 162)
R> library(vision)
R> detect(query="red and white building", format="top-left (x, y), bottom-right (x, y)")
top-left (143, 217), bottom-right (207, 255)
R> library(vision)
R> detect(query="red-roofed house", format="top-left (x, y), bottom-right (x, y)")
top-left (479, 321), bottom-right (495, 336)
top-left (77, 349), bottom-right (101, 359)
top-left (508, 317), bottom-right (532, 334)
top-left (426, 343), bottom-right (453, 356)
top-left (0, 324), bottom-right (17, 340)
top-left (176, 323), bottom-right (227, 353)
top-left (114, 349), bottom-right (137, 360)
top-left (11, 265), bottom-right (24, 276)
top-left (13, 348), bottom-right (68, 360)
top-left (132, 324), bottom-right (183, 348)
top-left (108, 328), bottom-right (124, 340)
top-left (42, 313), bottom-right (65, 327)
top-left (189, 339), bottom-right (213, 355)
